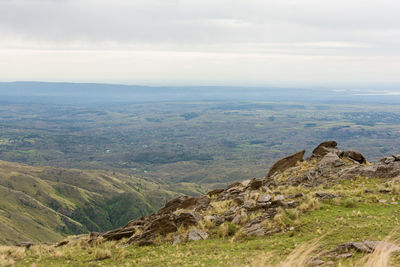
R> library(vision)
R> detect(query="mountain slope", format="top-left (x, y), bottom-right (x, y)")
top-left (0, 160), bottom-right (207, 245)
top-left (5, 141), bottom-right (400, 266)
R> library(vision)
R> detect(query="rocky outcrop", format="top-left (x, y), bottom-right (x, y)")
top-left (339, 158), bottom-right (400, 179)
top-left (96, 141), bottom-right (399, 247)
top-left (267, 150), bottom-right (305, 177)
top-left (344, 150), bottom-right (367, 164)
top-left (311, 141), bottom-right (338, 158)
top-left (318, 153), bottom-right (345, 168)
top-left (323, 240), bottom-right (400, 259)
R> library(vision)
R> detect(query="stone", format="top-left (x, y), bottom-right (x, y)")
top-left (344, 150), bottom-right (367, 164)
top-left (267, 150), bottom-right (305, 177)
top-left (207, 188), bottom-right (224, 197)
top-left (245, 223), bottom-right (265, 237)
top-left (318, 152), bottom-right (345, 167)
top-left (257, 194), bottom-right (272, 203)
top-left (339, 161), bottom-right (400, 179)
top-left (315, 191), bottom-right (336, 199)
top-left (103, 230), bottom-right (136, 241)
top-left (226, 182), bottom-right (242, 190)
top-left (187, 228), bottom-right (208, 241)
top-left (174, 212), bottom-right (199, 227)
top-left (241, 180), bottom-right (251, 187)
top-left (329, 240), bottom-right (400, 255)
top-left (248, 178), bottom-right (263, 190)
top-left (310, 259), bottom-right (325, 266)
top-left (312, 141), bottom-right (338, 157)
top-left (336, 253), bottom-right (353, 259)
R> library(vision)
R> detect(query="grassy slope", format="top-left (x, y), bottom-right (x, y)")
top-left (0, 160), bottom-right (207, 245)
top-left (5, 176), bottom-right (400, 266)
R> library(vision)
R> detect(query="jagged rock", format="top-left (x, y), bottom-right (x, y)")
top-left (381, 155), bottom-right (400, 164)
top-left (248, 178), bottom-right (263, 190)
top-left (246, 223), bottom-right (265, 237)
top-left (344, 150), bottom-right (367, 164)
top-left (257, 194), bottom-right (272, 203)
top-left (318, 153), bottom-right (345, 167)
top-left (226, 187), bottom-right (242, 196)
top-left (187, 228), bottom-right (208, 241)
top-left (339, 160), bottom-right (400, 179)
top-left (241, 180), bottom-right (251, 187)
top-left (223, 211), bottom-right (236, 222)
top-left (158, 195), bottom-right (210, 214)
top-left (227, 182), bottom-right (242, 190)
top-left (103, 226), bottom-right (138, 241)
top-left (207, 188), bottom-right (224, 197)
top-left (243, 200), bottom-right (256, 210)
top-left (267, 150), bottom-right (306, 177)
top-left (174, 212), bottom-right (199, 227)
top-left (312, 141), bottom-right (338, 158)
top-left (232, 211), bottom-right (247, 225)
top-left (315, 191), bottom-right (336, 199)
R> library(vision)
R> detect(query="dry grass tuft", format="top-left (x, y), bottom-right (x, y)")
top-left (95, 248), bottom-right (111, 260)
top-left (249, 238), bottom-right (321, 267)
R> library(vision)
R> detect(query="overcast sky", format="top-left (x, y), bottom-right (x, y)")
top-left (1, 0), bottom-right (400, 86)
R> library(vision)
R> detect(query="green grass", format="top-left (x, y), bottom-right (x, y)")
top-left (0, 160), bottom-right (205, 245)
top-left (8, 176), bottom-right (400, 266)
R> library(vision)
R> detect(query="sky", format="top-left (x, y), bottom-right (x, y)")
top-left (1, 0), bottom-right (400, 86)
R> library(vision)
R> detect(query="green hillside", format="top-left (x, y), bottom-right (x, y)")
top-left (2, 141), bottom-right (400, 266)
top-left (0, 160), bottom-right (207, 245)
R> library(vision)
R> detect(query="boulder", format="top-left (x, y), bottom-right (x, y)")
top-left (103, 227), bottom-right (137, 241)
top-left (312, 141), bottom-right (338, 157)
top-left (174, 212), bottom-right (199, 227)
top-left (267, 150), bottom-right (306, 177)
top-left (339, 161), bottom-right (400, 179)
top-left (344, 150), bottom-right (367, 164)
top-left (187, 228), bottom-right (209, 241)
top-left (207, 188), bottom-right (224, 197)
top-left (248, 178), bottom-right (263, 190)
top-left (245, 223), bottom-right (265, 237)
top-left (318, 153), bottom-right (345, 168)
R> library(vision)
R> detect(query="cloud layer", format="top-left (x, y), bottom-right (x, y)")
top-left (1, 0), bottom-right (400, 85)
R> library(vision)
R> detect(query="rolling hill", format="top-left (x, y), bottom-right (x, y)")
top-left (0, 160), bottom-right (206, 245)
